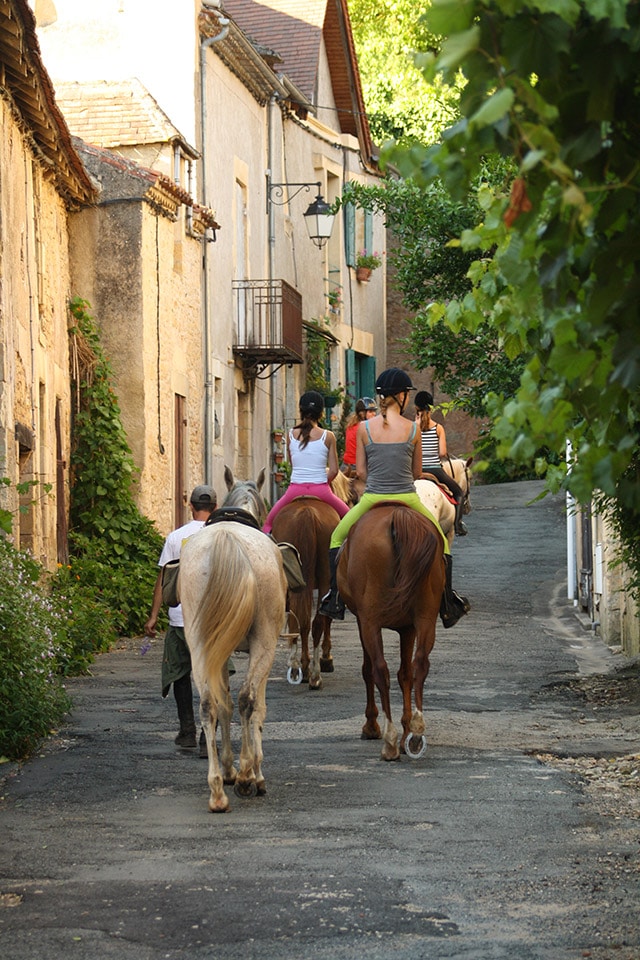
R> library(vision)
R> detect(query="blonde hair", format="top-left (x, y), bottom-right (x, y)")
top-left (418, 409), bottom-right (432, 431)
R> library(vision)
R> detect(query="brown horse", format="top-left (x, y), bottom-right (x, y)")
top-left (272, 497), bottom-right (341, 690)
top-left (337, 503), bottom-right (445, 761)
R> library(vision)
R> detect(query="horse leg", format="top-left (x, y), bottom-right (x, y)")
top-left (360, 644), bottom-right (381, 740)
top-left (199, 690), bottom-right (230, 813)
top-left (404, 612), bottom-right (438, 758)
top-left (216, 662), bottom-right (237, 785)
top-left (319, 615), bottom-right (333, 672)
top-left (308, 610), bottom-right (324, 690)
top-left (397, 627), bottom-right (417, 751)
top-left (359, 619), bottom-right (399, 760)
top-left (251, 675), bottom-right (269, 795)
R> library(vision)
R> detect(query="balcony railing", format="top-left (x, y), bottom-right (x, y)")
top-left (232, 279), bottom-right (303, 374)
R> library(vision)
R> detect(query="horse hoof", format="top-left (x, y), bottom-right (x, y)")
top-left (234, 780), bottom-right (258, 799)
top-left (320, 657), bottom-right (334, 673)
top-left (256, 779), bottom-right (267, 796)
top-left (405, 734), bottom-right (428, 760)
top-left (209, 797), bottom-right (230, 813)
top-left (361, 725), bottom-right (382, 741)
top-left (308, 677), bottom-right (322, 691)
top-left (287, 666), bottom-right (303, 685)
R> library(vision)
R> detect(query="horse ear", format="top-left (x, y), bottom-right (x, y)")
top-left (466, 456), bottom-right (474, 467)
top-left (224, 465), bottom-right (234, 490)
top-left (256, 468), bottom-right (266, 491)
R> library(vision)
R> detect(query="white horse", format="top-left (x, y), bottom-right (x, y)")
top-left (416, 455), bottom-right (473, 547)
top-left (179, 469), bottom-right (287, 812)
top-left (415, 478), bottom-right (456, 549)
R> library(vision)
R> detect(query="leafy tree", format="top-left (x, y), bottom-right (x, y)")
top-left (348, 0), bottom-right (459, 145)
top-left (384, 0), bottom-right (640, 511)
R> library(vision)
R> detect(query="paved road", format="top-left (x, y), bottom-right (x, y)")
top-left (1, 481), bottom-right (638, 960)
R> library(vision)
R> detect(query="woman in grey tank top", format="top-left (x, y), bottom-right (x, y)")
top-left (320, 368), bottom-right (469, 626)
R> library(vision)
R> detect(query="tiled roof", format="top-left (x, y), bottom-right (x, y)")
top-left (53, 78), bottom-right (197, 154)
top-left (224, 0), bottom-right (325, 102)
top-left (0, 0), bottom-right (95, 205)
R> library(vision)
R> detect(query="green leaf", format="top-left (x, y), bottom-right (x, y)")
top-left (469, 88), bottom-right (515, 130)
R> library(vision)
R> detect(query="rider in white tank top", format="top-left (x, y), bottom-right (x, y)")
top-left (290, 430), bottom-right (329, 483)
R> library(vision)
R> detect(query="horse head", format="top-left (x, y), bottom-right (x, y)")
top-left (222, 465), bottom-right (268, 526)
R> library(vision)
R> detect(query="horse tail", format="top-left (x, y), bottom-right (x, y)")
top-left (193, 528), bottom-right (257, 705)
top-left (390, 508), bottom-right (441, 609)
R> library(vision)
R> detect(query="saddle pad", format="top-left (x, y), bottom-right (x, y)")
top-left (205, 506), bottom-right (261, 530)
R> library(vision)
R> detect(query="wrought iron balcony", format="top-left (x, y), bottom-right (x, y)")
top-left (232, 279), bottom-right (303, 376)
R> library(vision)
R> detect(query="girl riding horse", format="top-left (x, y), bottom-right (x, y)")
top-left (320, 367), bottom-right (469, 628)
top-left (415, 390), bottom-right (467, 537)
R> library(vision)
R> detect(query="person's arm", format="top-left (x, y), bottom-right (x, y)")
top-left (144, 570), bottom-right (163, 637)
top-left (412, 430), bottom-right (423, 480)
top-left (437, 422), bottom-right (448, 459)
top-left (325, 432), bottom-right (339, 482)
top-left (355, 422), bottom-right (368, 481)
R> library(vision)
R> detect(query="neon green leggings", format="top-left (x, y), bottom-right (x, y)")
top-left (329, 491), bottom-right (450, 554)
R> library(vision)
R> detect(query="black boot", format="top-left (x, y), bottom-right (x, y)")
top-left (440, 555), bottom-right (470, 629)
top-left (454, 495), bottom-right (468, 536)
top-left (173, 674), bottom-right (197, 747)
top-left (319, 547), bottom-right (345, 620)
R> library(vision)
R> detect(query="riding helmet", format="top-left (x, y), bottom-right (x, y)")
top-left (414, 390), bottom-right (434, 411)
top-left (375, 367), bottom-right (415, 398)
top-left (299, 390), bottom-right (325, 418)
top-left (361, 396), bottom-right (377, 411)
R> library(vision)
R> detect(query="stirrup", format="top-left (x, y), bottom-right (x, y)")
top-left (319, 590), bottom-right (345, 621)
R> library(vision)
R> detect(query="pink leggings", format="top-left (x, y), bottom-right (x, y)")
top-left (263, 482), bottom-right (349, 533)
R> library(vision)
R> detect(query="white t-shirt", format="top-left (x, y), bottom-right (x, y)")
top-left (289, 429), bottom-right (329, 484)
top-left (158, 518), bottom-right (206, 627)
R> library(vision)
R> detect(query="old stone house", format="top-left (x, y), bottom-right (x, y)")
top-left (0, 0), bottom-right (95, 565)
top-left (33, 0), bottom-right (386, 531)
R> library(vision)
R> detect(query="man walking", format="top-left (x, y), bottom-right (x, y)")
top-left (144, 486), bottom-right (217, 751)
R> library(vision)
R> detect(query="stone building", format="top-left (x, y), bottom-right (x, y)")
top-left (0, 0), bottom-right (95, 565)
top-left (33, 0), bottom-right (387, 532)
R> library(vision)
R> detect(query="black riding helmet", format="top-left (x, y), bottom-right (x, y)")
top-left (375, 367), bottom-right (415, 398)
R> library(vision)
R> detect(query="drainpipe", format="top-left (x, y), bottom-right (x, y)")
top-left (267, 93), bottom-right (279, 503)
top-left (199, 5), bottom-right (230, 484)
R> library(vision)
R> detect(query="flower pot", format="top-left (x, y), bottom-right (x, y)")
top-left (356, 266), bottom-right (372, 283)
top-left (274, 471), bottom-right (285, 484)
top-left (272, 430), bottom-right (284, 444)
top-left (323, 395), bottom-right (339, 408)
top-left (273, 452), bottom-right (284, 464)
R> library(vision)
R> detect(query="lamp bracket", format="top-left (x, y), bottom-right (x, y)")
top-left (266, 180), bottom-right (321, 212)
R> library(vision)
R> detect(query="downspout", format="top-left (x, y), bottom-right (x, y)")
top-left (267, 92), bottom-right (279, 504)
top-left (199, 8), bottom-right (230, 484)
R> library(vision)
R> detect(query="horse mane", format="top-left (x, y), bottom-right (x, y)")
top-left (389, 508), bottom-right (441, 610)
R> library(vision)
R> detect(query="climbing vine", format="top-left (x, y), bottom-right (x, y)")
top-left (66, 297), bottom-right (163, 636)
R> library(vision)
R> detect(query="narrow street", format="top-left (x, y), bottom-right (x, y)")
top-left (1, 480), bottom-right (638, 960)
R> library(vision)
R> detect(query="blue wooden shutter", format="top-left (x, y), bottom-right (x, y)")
top-left (364, 209), bottom-right (373, 258)
top-left (344, 201), bottom-right (356, 267)
top-left (345, 349), bottom-right (357, 403)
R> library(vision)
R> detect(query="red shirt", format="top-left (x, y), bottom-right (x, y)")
top-left (343, 422), bottom-right (359, 465)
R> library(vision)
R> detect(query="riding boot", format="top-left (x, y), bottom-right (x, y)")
top-left (454, 495), bottom-right (468, 536)
top-left (439, 555), bottom-right (470, 629)
top-left (319, 547), bottom-right (345, 620)
top-left (173, 673), bottom-right (197, 747)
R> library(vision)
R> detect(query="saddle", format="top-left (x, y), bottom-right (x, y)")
top-left (420, 473), bottom-right (457, 505)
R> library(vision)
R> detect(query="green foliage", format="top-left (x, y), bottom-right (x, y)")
top-left (384, 1), bottom-right (640, 514)
top-left (67, 298), bottom-right (163, 636)
top-left (0, 536), bottom-right (71, 761)
top-left (598, 453), bottom-right (640, 598)
top-left (348, 0), bottom-right (461, 145)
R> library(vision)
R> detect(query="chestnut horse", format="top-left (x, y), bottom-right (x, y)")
top-left (179, 470), bottom-right (287, 812)
top-left (271, 470), bottom-right (351, 689)
top-left (337, 503), bottom-right (445, 761)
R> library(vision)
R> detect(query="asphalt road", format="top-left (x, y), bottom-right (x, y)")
top-left (1, 480), bottom-right (639, 960)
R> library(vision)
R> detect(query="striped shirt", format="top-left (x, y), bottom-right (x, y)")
top-left (421, 425), bottom-right (441, 470)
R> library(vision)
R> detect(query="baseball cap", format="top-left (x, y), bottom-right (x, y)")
top-left (190, 485), bottom-right (217, 507)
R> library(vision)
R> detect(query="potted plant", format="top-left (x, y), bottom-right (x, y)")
top-left (326, 285), bottom-right (342, 314)
top-left (355, 249), bottom-right (382, 282)
top-left (272, 428), bottom-right (284, 444)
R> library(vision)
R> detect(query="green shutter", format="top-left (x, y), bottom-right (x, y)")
top-left (345, 349), bottom-right (357, 402)
top-left (344, 202), bottom-right (355, 267)
top-left (362, 355), bottom-right (376, 398)
top-left (364, 209), bottom-right (373, 258)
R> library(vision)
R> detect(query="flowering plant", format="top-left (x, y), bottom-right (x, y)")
top-left (356, 249), bottom-right (382, 270)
